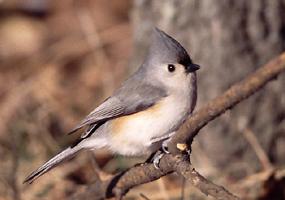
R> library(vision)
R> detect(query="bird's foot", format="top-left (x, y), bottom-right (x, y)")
top-left (153, 151), bottom-right (164, 169)
top-left (161, 139), bottom-right (170, 154)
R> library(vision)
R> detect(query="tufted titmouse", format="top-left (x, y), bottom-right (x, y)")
top-left (24, 28), bottom-right (200, 183)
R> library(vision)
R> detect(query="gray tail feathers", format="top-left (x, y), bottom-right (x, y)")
top-left (23, 145), bottom-right (82, 184)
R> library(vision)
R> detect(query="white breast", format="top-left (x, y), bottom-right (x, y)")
top-left (106, 93), bottom-right (192, 156)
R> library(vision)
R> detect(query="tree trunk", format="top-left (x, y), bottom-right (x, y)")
top-left (131, 0), bottom-right (285, 176)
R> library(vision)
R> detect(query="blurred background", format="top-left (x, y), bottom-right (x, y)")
top-left (0, 0), bottom-right (285, 199)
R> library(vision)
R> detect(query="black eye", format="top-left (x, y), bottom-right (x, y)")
top-left (168, 64), bottom-right (175, 72)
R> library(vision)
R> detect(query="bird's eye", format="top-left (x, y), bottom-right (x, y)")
top-left (168, 64), bottom-right (175, 72)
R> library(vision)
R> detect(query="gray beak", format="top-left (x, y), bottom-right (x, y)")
top-left (186, 63), bottom-right (200, 73)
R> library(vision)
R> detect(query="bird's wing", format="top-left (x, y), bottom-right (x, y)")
top-left (68, 97), bottom-right (124, 134)
top-left (68, 82), bottom-right (167, 135)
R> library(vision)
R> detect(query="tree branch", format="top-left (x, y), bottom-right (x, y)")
top-left (174, 158), bottom-right (240, 200)
top-left (72, 52), bottom-right (285, 199)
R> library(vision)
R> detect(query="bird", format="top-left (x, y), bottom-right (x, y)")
top-left (23, 27), bottom-right (200, 184)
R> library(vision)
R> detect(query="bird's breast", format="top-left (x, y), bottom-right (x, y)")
top-left (107, 95), bottom-right (192, 156)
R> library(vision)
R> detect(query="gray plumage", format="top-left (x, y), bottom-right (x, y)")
top-left (23, 145), bottom-right (82, 184)
top-left (23, 27), bottom-right (199, 184)
top-left (69, 77), bottom-right (168, 135)
top-left (145, 27), bottom-right (192, 67)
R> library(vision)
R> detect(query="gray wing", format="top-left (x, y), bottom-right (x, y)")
top-left (68, 80), bottom-right (167, 135)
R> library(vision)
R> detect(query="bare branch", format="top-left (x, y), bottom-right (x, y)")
top-left (72, 154), bottom-right (239, 199)
top-left (71, 154), bottom-right (176, 199)
top-left (174, 158), bottom-right (240, 200)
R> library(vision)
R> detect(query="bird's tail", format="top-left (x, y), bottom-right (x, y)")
top-left (23, 145), bottom-right (82, 184)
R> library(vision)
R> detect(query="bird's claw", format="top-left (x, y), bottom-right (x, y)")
top-left (162, 140), bottom-right (170, 154)
top-left (153, 152), bottom-right (164, 169)
top-left (162, 144), bottom-right (169, 154)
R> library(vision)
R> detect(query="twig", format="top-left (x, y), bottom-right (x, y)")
top-left (72, 154), bottom-right (239, 199)
top-left (242, 128), bottom-right (273, 170)
top-left (140, 193), bottom-right (151, 200)
top-left (71, 52), bottom-right (285, 199)
top-left (174, 158), bottom-right (240, 200)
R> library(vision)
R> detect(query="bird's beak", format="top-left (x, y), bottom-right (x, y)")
top-left (186, 63), bottom-right (200, 73)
